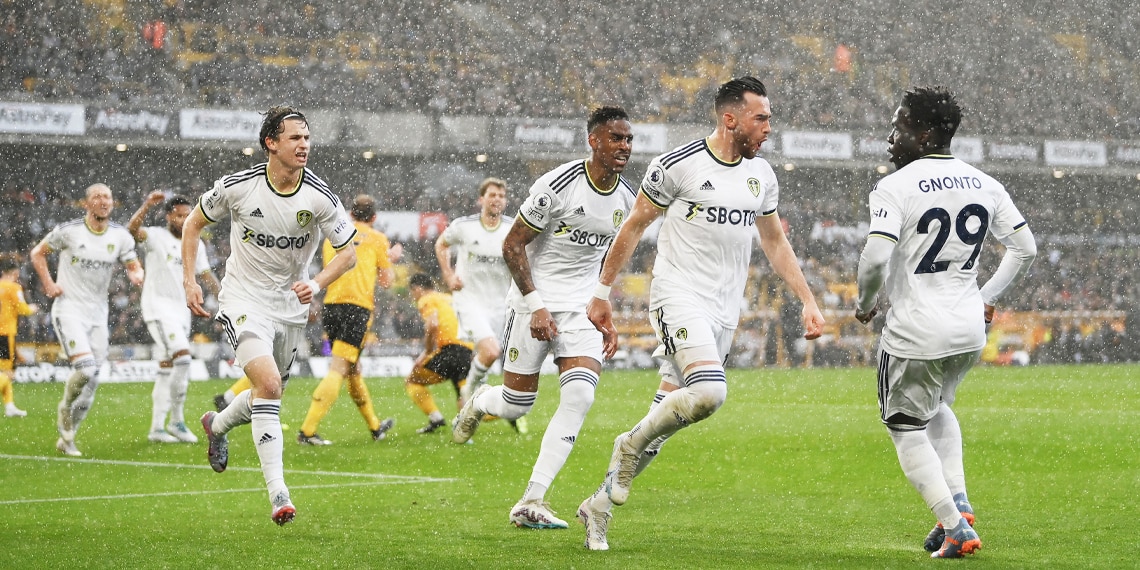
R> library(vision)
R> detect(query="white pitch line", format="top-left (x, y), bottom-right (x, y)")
top-left (0, 480), bottom-right (424, 506)
top-left (0, 453), bottom-right (455, 482)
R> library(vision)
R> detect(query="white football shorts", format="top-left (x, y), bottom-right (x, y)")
top-left (502, 309), bottom-right (602, 375)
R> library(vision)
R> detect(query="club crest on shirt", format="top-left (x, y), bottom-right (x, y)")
top-left (107, 244), bottom-right (115, 253)
top-left (297, 210), bottom-right (313, 228)
top-left (508, 347), bottom-right (519, 362)
top-left (747, 178), bottom-right (761, 197)
top-left (613, 210), bottom-right (625, 228)
top-left (676, 328), bottom-right (688, 341)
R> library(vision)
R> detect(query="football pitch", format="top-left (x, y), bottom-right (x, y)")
top-left (2, 365), bottom-right (1136, 569)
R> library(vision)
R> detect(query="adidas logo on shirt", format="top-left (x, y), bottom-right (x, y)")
top-left (699, 180), bottom-right (716, 192)
top-left (251, 208), bottom-right (264, 218)
top-left (572, 206), bottom-right (586, 216)
top-left (561, 435), bottom-right (576, 444)
top-left (257, 432), bottom-right (276, 445)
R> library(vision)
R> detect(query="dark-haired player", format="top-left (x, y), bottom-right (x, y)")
top-left (128, 190), bottom-right (220, 444)
top-left (577, 77), bottom-right (824, 550)
top-left (404, 273), bottom-right (474, 434)
top-left (854, 86), bottom-right (1035, 558)
top-left (452, 106), bottom-right (636, 530)
top-left (184, 106), bottom-right (358, 525)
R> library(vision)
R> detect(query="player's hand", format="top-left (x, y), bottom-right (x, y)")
top-left (291, 281), bottom-right (318, 304)
top-left (802, 302), bottom-right (825, 340)
top-left (854, 305), bottom-right (878, 325)
top-left (185, 281), bottom-right (210, 317)
top-left (984, 303), bottom-right (995, 333)
top-left (42, 282), bottom-right (63, 299)
top-left (388, 243), bottom-right (404, 264)
top-left (128, 266), bottom-right (145, 286)
top-left (587, 297), bottom-right (618, 359)
top-left (146, 190), bottom-right (166, 206)
top-left (529, 308), bottom-right (558, 341)
top-left (445, 274), bottom-right (464, 291)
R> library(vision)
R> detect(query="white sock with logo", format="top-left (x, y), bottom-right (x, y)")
top-left (151, 368), bottom-right (172, 431)
top-left (528, 368), bottom-right (596, 493)
top-left (251, 398), bottom-right (287, 498)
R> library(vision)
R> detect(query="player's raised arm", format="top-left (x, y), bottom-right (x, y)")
top-left (127, 190), bottom-right (166, 242)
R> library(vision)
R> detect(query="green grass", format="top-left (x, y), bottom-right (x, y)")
top-left (2, 365), bottom-right (1137, 569)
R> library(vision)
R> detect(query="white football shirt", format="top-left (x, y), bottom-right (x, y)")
top-left (507, 159), bottom-right (636, 313)
top-left (44, 219), bottom-right (138, 320)
top-left (138, 226), bottom-right (211, 321)
top-left (440, 214), bottom-right (513, 312)
top-left (198, 163), bottom-right (356, 325)
top-left (867, 155), bottom-right (1028, 359)
top-left (641, 138), bottom-right (780, 327)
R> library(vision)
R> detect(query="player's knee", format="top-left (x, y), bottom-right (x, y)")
top-left (72, 356), bottom-right (98, 380)
top-left (558, 373), bottom-right (596, 415)
top-left (884, 413), bottom-right (928, 433)
top-left (687, 380), bottom-right (727, 421)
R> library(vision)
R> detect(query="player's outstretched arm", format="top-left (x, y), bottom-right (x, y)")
top-left (757, 213), bottom-right (824, 340)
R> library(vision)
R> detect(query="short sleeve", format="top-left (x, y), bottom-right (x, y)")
top-left (374, 231), bottom-right (393, 271)
top-left (198, 179), bottom-right (230, 223)
top-left (117, 230), bottom-right (139, 263)
top-left (760, 175), bottom-right (780, 216)
top-left (321, 203), bottom-right (356, 250)
top-left (439, 221), bottom-right (461, 246)
top-left (517, 180), bottom-right (562, 232)
top-left (638, 156), bottom-right (676, 209)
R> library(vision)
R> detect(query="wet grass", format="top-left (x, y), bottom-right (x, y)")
top-left (1, 364), bottom-right (1136, 568)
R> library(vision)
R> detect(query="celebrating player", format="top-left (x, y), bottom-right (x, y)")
top-left (854, 86), bottom-right (1036, 558)
top-left (185, 107), bottom-right (358, 526)
top-left (452, 106), bottom-right (636, 530)
top-left (577, 77), bottom-right (825, 550)
top-left (128, 191), bottom-right (220, 444)
top-left (31, 183), bottom-right (145, 457)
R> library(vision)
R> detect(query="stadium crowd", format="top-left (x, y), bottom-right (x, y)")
top-left (1, 0), bottom-right (1138, 138)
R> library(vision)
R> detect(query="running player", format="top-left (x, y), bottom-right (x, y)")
top-left (30, 183), bottom-right (145, 457)
top-left (404, 273), bottom-right (474, 434)
top-left (0, 254), bottom-right (37, 418)
top-left (452, 106), bottom-right (636, 530)
top-left (185, 106), bottom-right (358, 526)
top-left (854, 86), bottom-right (1036, 558)
top-left (577, 77), bottom-right (825, 550)
top-left (434, 177), bottom-right (512, 399)
top-left (127, 190), bottom-right (220, 444)
top-left (296, 194), bottom-right (396, 445)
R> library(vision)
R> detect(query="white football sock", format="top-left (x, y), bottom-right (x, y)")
top-left (466, 358), bottom-right (490, 387)
top-left (926, 403), bottom-right (967, 497)
top-left (151, 368), bottom-right (173, 431)
top-left (212, 390), bottom-right (252, 435)
top-left (889, 428), bottom-right (961, 529)
top-left (251, 398), bottom-right (287, 498)
top-left (168, 355), bottom-right (192, 424)
top-left (477, 385), bottom-right (535, 420)
top-left (625, 366), bottom-right (726, 454)
top-left (528, 368), bottom-right (596, 490)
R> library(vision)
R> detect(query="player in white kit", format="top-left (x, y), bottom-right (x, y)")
top-left (854, 87), bottom-right (1036, 558)
top-left (128, 190), bottom-right (220, 444)
top-left (577, 77), bottom-right (825, 550)
top-left (452, 106), bottom-right (636, 530)
top-left (183, 107), bottom-right (358, 526)
top-left (434, 177), bottom-right (513, 399)
top-left (30, 183), bottom-right (145, 457)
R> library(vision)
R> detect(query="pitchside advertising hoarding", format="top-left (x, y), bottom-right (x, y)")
top-left (88, 107), bottom-right (175, 137)
top-left (13, 357), bottom-right (417, 384)
top-left (0, 102), bottom-right (85, 135)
